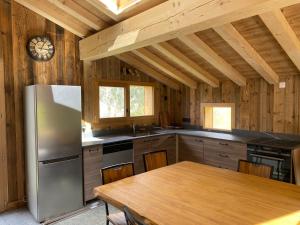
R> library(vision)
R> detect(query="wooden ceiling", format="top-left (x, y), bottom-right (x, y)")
top-left (15, 0), bottom-right (300, 90)
top-left (14, 0), bottom-right (167, 37)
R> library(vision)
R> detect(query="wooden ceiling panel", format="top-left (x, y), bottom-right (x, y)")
top-left (196, 29), bottom-right (260, 79)
top-left (283, 4), bottom-right (300, 39)
top-left (146, 45), bottom-right (213, 86)
top-left (167, 39), bottom-right (226, 81)
top-left (232, 15), bottom-right (300, 77)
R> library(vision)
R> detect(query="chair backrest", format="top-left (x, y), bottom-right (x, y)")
top-left (293, 148), bottom-right (300, 185)
top-left (238, 160), bottom-right (273, 179)
top-left (123, 207), bottom-right (148, 225)
top-left (143, 150), bottom-right (168, 172)
top-left (101, 163), bottom-right (134, 185)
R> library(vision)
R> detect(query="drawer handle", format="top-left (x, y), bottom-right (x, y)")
top-left (89, 149), bottom-right (99, 152)
top-left (219, 142), bottom-right (228, 146)
top-left (195, 139), bottom-right (203, 142)
top-left (218, 153), bottom-right (229, 158)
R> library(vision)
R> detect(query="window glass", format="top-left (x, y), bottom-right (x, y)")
top-left (204, 106), bottom-right (232, 131)
top-left (99, 86), bottom-right (125, 118)
top-left (130, 85), bottom-right (154, 117)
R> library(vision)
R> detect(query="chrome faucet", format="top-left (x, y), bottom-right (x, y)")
top-left (132, 123), bottom-right (136, 136)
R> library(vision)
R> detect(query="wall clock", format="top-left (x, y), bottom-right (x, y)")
top-left (27, 36), bottom-right (55, 61)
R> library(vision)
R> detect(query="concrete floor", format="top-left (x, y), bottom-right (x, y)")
top-left (0, 203), bottom-right (117, 225)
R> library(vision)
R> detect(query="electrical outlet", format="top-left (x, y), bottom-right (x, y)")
top-left (279, 82), bottom-right (286, 89)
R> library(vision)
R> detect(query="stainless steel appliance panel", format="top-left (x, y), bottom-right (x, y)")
top-left (37, 156), bottom-right (83, 222)
top-left (100, 141), bottom-right (133, 169)
top-left (36, 85), bottom-right (81, 161)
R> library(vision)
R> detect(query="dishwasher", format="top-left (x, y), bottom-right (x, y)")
top-left (100, 140), bottom-right (134, 170)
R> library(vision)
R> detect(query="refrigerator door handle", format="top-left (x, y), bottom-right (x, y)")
top-left (40, 155), bottom-right (80, 165)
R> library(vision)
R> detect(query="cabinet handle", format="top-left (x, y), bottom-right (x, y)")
top-left (195, 139), bottom-right (203, 142)
top-left (89, 148), bottom-right (100, 152)
top-left (218, 153), bottom-right (229, 158)
top-left (219, 142), bottom-right (228, 146)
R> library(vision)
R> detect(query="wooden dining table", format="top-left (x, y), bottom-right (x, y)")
top-left (94, 161), bottom-right (300, 225)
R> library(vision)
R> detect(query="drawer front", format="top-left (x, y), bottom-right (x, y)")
top-left (180, 135), bottom-right (205, 146)
top-left (203, 139), bottom-right (247, 170)
top-left (83, 146), bottom-right (103, 201)
top-left (152, 135), bottom-right (176, 165)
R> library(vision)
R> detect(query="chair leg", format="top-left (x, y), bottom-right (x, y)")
top-left (105, 202), bottom-right (109, 225)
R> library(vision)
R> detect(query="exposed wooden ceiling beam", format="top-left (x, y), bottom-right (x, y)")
top-left (116, 53), bottom-right (180, 90)
top-left (178, 34), bottom-right (246, 86)
top-left (152, 42), bottom-right (219, 88)
top-left (214, 24), bottom-right (279, 84)
top-left (260, 9), bottom-right (300, 72)
top-left (132, 48), bottom-right (197, 89)
top-left (85, 0), bottom-right (120, 21)
top-left (15, 0), bottom-right (90, 37)
top-left (49, 0), bottom-right (108, 30)
top-left (79, 0), bottom-right (300, 60)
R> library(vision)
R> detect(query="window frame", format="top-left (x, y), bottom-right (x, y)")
top-left (99, 83), bottom-right (127, 120)
top-left (98, 80), bottom-right (156, 123)
top-left (129, 84), bottom-right (155, 118)
top-left (200, 103), bottom-right (235, 131)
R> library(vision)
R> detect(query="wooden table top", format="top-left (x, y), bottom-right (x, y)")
top-left (94, 162), bottom-right (300, 225)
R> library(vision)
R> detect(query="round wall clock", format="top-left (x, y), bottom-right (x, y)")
top-left (27, 36), bottom-right (55, 61)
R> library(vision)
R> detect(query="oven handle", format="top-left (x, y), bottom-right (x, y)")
top-left (249, 153), bottom-right (284, 161)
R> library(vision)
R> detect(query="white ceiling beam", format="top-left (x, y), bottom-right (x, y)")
top-left (214, 24), bottom-right (279, 84)
top-left (80, 0), bottom-right (300, 60)
top-left (132, 48), bottom-right (197, 89)
top-left (178, 34), bottom-right (246, 86)
top-left (152, 42), bottom-right (219, 88)
top-left (260, 9), bottom-right (300, 72)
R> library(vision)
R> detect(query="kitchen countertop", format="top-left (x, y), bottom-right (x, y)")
top-left (82, 129), bottom-right (300, 149)
top-left (82, 129), bottom-right (255, 147)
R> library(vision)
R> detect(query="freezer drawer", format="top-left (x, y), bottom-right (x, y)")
top-left (37, 156), bottom-right (83, 222)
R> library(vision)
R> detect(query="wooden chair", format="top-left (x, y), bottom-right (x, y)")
top-left (101, 163), bottom-right (135, 225)
top-left (143, 150), bottom-right (168, 172)
top-left (238, 160), bottom-right (273, 179)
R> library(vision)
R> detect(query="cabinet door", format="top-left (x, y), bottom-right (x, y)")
top-left (179, 135), bottom-right (204, 163)
top-left (133, 138), bottom-right (150, 174)
top-left (203, 139), bottom-right (247, 171)
top-left (151, 135), bottom-right (177, 165)
top-left (83, 145), bottom-right (103, 202)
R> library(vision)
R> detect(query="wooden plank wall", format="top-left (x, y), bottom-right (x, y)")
top-left (0, 0), bottom-right (178, 211)
top-left (83, 56), bottom-right (181, 130)
top-left (0, 0), bottom-right (82, 211)
top-left (187, 76), bottom-right (300, 134)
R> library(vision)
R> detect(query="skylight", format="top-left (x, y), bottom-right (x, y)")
top-left (99, 0), bottom-right (142, 15)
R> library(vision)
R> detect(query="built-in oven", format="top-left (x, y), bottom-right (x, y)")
top-left (247, 144), bottom-right (291, 183)
top-left (100, 140), bottom-right (133, 170)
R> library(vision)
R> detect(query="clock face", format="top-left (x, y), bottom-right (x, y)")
top-left (27, 36), bottom-right (55, 61)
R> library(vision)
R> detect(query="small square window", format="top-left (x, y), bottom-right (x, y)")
top-left (202, 103), bottom-right (234, 131)
top-left (130, 85), bottom-right (154, 117)
top-left (99, 86), bottom-right (125, 118)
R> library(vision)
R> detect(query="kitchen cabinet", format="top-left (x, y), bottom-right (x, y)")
top-left (178, 135), bottom-right (204, 163)
top-left (203, 139), bottom-right (247, 170)
top-left (133, 135), bottom-right (176, 174)
top-left (83, 145), bottom-right (103, 202)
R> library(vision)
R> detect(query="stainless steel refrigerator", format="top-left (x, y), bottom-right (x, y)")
top-left (24, 85), bottom-right (83, 222)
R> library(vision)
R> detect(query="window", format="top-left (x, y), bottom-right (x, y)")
top-left (201, 103), bottom-right (235, 131)
top-left (99, 86), bottom-right (125, 118)
top-left (130, 85), bottom-right (154, 117)
top-left (99, 82), bottom-right (155, 120)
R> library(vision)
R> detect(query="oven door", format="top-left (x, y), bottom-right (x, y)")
top-left (247, 150), bottom-right (291, 182)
